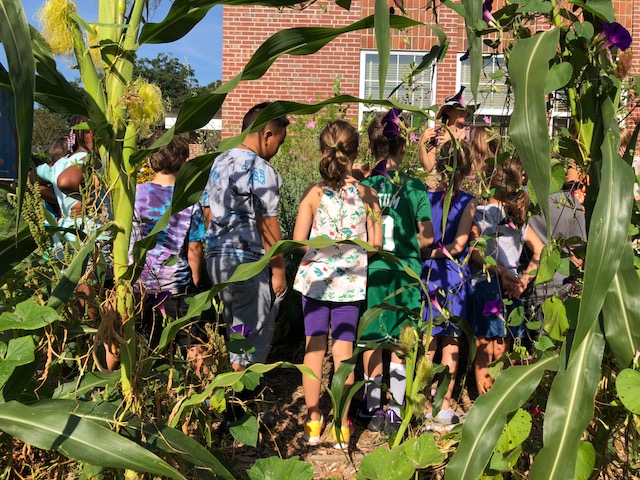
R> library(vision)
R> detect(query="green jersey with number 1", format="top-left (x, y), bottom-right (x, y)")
top-left (361, 171), bottom-right (432, 275)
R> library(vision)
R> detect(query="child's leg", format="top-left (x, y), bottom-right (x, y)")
top-left (302, 296), bottom-right (332, 421)
top-left (475, 337), bottom-right (492, 395)
top-left (362, 348), bottom-right (384, 412)
top-left (304, 334), bottom-right (328, 422)
top-left (332, 340), bottom-right (354, 423)
top-left (388, 350), bottom-right (407, 417)
top-left (440, 336), bottom-right (460, 412)
top-left (330, 301), bottom-right (359, 424)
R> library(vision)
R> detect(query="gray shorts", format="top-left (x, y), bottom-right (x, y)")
top-left (206, 255), bottom-right (284, 367)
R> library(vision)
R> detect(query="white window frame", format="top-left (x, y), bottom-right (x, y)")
top-left (456, 52), bottom-right (512, 119)
top-left (358, 50), bottom-right (437, 126)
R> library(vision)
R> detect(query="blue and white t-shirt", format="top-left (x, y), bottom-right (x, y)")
top-left (202, 148), bottom-right (281, 260)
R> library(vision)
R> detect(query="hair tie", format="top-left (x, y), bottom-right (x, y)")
top-left (382, 108), bottom-right (402, 139)
top-left (67, 131), bottom-right (76, 152)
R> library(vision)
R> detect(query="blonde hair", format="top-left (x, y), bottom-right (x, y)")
top-left (490, 157), bottom-right (530, 226)
top-left (319, 120), bottom-right (359, 186)
top-left (469, 127), bottom-right (502, 173)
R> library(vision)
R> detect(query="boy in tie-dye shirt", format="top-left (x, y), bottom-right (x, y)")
top-left (130, 133), bottom-right (206, 375)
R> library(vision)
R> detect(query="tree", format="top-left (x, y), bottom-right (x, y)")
top-left (133, 53), bottom-right (207, 110)
top-left (31, 107), bottom-right (68, 156)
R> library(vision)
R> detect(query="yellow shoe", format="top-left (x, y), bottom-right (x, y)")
top-left (303, 415), bottom-right (325, 445)
top-left (331, 418), bottom-right (354, 450)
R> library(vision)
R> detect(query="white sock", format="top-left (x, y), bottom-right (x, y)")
top-left (364, 374), bottom-right (383, 412)
top-left (388, 362), bottom-right (407, 417)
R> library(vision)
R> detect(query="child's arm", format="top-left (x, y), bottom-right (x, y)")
top-left (256, 215), bottom-right (287, 297)
top-left (358, 185), bottom-right (382, 250)
top-left (187, 241), bottom-right (203, 287)
top-left (517, 225), bottom-right (544, 295)
top-left (417, 220), bottom-right (434, 256)
top-left (292, 185), bottom-right (318, 252)
top-left (425, 199), bottom-right (477, 259)
top-left (419, 128), bottom-right (439, 173)
top-left (57, 165), bottom-right (84, 195)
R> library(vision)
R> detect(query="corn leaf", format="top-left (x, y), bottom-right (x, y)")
top-left (445, 352), bottom-right (559, 480)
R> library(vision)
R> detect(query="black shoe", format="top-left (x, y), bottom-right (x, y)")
top-left (383, 410), bottom-right (402, 435)
top-left (259, 411), bottom-right (277, 432)
top-left (358, 408), bottom-right (386, 432)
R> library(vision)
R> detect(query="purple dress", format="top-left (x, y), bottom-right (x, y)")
top-left (421, 190), bottom-right (474, 335)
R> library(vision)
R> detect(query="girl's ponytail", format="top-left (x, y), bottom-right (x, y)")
top-left (319, 120), bottom-right (359, 186)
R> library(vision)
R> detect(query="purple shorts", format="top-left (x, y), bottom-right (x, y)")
top-left (302, 295), bottom-right (361, 342)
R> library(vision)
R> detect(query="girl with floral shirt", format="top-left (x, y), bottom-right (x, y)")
top-left (293, 120), bottom-right (381, 449)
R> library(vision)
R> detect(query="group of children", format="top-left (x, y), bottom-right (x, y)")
top-left (34, 99), bottom-right (580, 451)
top-left (289, 95), bottom-right (558, 448)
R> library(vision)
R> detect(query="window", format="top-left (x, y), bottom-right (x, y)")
top-left (359, 51), bottom-right (435, 125)
top-left (550, 90), bottom-right (574, 134)
top-left (457, 53), bottom-right (511, 117)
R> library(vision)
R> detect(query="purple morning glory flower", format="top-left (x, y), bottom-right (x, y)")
top-left (428, 289), bottom-right (444, 315)
top-left (482, 0), bottom-right (497, 26)
top-left (483, 298), bottom-right (504, 319)
top-left (382, 108), bottom-right (402, 139)
top-left (229, 324), bottom-right (252, 339)
top-left (600, 21), bottom-right (632, 51)
top-left (370, 159), bottom-right (391, 180)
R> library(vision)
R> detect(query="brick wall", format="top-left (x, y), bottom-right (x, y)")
top-left (222, 2), bottom-right (362, 136)
top-left (223, 0), bottom-right (640, 131)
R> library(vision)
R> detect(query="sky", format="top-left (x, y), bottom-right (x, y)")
top-left (0, 0), bottom-right (223, 85)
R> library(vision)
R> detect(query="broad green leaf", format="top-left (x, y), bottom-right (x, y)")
top-left (400, 433), bottom-right (443, 468)
top-left (575, 442), bottom-right (596, 480)
top-left (528, 323), bottom-right (605, 480)
top-left (442, 0), bottom-right (466, 16)
top-left (0, 401), bottom-right (185, 479)
top-left (229, 414), bottom-right (259, 447)
top-left (30, 399), bottom-right (120, 422)
top-left (247, 456), bottom-right (313, 480)
top-left (572, 99), bottom-right (634, 357)
top-left (52, 371), bottom-right (120, 400)
top-left (542, 297), bottom-right (569, 341)
top-left (0, 227), bottom-right (36, 278)
top-left (357, 444), bottom-right (416, 480)
top-left (496, 409), bottom-right (531, 453)
top-left (445, 352), bottom-right (559, 480)
top-left (375, 0), bottom-right (391, 99)
top-left (568, 0), bottom-right (615, 22)
top-left (0, 300), bottom-right (59, 332)
top-left (616, 369), bottom-right (640, 415)
top-left (603, 243), bottom-right (640, 368)
top-left (544, 62), bottom-right (573, 94)
top-left (122, 423), bottom-right (236, 480)
top-left (509, 29), bottom-right (559, 239)
top-left (0, 0), bottom-right (35, 223)
top-left (0, 337), bottom-right (36, 399)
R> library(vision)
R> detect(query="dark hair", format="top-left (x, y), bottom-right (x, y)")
top-left (318, 120), bottom-right (359, 186)
top-left (242, 102), bottom-right (290, 133)
top-left (367, 111), bottom-right (406, 160)
top-left (469, 126), bottom-right (501, 173)
top-left (437, 140), bottom-right (472, 192)
top-left (49, 137), bottom-right (68, 164)
top-left (68, 115), bottom-right (92, 153)
top-left (490, 156), bottom-right (530, 226)
top-left (147, 132), bottom-right (189, 173)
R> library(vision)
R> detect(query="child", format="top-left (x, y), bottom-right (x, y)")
top-left (36, 137), bottom-right (67, 219)
top-left (422, 141), bottom-right (477, 432)
top-left (358, 109), bottom-right (434, 434)
top-left (293, 120), bottom-right (382, 449)
top-left (130, 133), bottom-right (206, 375)
top-left (470, 157), bottom-right (543, 394)
top-left (467, 126), bottom-right (501, 199)
top-left (203, 102), bottom-right (289, 372)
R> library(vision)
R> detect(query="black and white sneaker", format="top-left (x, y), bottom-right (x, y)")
top-left (383, 410), bottom-right (402, 435)
top-left (358, 407), bottom-right (386, 432)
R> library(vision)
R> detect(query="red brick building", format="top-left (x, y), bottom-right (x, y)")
top-left (222, 0), bottom-right (640, 135)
